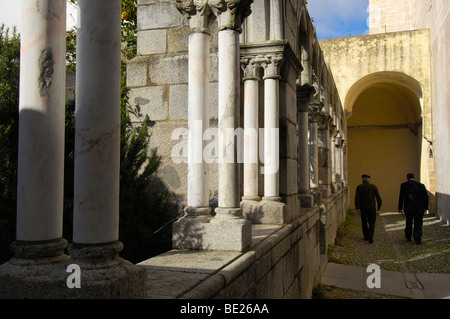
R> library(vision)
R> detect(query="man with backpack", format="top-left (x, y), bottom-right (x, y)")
top-left (398, 173), bottom-right (429, 244)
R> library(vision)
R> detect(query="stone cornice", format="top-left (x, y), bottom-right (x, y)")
top-left (240, 41), bottom-right (303, 80)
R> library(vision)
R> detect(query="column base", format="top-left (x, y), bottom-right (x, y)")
top-left (312, 189), bottom-right (323, 204)
top-left (298, 191), bottom-right (314, 208)
top-left (241, 195), bottom-right (261, 202)
top-left (50, 241), bottom-right (147, 299)
top-left (0, 238), bottom-right (69, 298)
top-left (173, 208), bottom-right (252, 252)
top-left (241, 198), bottom-right (287, 225)
top-left (319, 185), bottom-right (331, 199)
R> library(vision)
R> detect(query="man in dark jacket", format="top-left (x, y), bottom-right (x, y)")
top-left (355, 174), bottom-right (382, 244)
top-left (398, 173), bottom-right (429, 244)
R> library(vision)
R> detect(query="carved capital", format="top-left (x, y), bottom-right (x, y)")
top-left (308, 102), bottom-right (322, 122)
top-left (210, 0), bottom-right (253, 33)
top-left (176, 0), bottom-right (215, 34)
top-left (240, 57), bottom-right (259, 80)
top-left (261, 53), bottom-right (283, 79)
top-left (297, 84), bottom-right (316, 112)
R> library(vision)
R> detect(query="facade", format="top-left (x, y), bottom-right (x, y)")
top-left (1, 0), bottom-right (446, 299)
top-left (320, 0), bottom-right (449, 222)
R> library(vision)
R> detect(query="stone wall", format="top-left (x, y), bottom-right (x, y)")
top-left (138, 188), bottom-right (348, 299)
top-left (369, 0), bottom-right (418, 34)
top-left (415, 0), bottom-right (450, 223)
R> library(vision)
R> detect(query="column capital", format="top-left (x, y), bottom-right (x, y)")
top-left (240, 56), bottom-right (259, 80)
top-left (261, 53), bottom-right (284, 79)
top-left (318, 113), bottom-right (332, 130)
top-left (297, 83), bottom-right (316, 112)
top-left (176, 0), bottom-right (215, 34)
top-left (308, 103), bottom-right (322, 122)
top-left (210, 0), bottom-right (253, 33)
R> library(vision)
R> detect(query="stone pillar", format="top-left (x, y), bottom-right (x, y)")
top-left (270, 0), bottom-right (283, 40)
top-left (172, 1), bottom-right (215, 250)
top-left (70, 0), bottom-right (144, 297)
top-left (330, 124), bottom-right (338, 193)
top-left (334, 132), bottom-right (343, 189)
top-left (297, 84), bottom-right (316, 208)
top-left (318, 112), bottom-right (332, 199)
top-left (180, 2), bottom-right (214, 217)
top-left (0, 0), bottom-right (69, 298)
top-left (262, 54), bottom-right (283, 202)
top-left (173, 0), bottom-right (253, 252)
top-left (241, 57), bottom-right (260, 201)
top-left (309, 103), bottom-right (323, 204)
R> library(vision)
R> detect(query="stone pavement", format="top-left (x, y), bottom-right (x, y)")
top-left (318, 211), bottom-right (450, 299)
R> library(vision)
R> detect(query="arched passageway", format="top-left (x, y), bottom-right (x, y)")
top-left (346, 72), bottom-right (424, 212)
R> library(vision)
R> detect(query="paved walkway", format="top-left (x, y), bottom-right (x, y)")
top-left (319, 211), bottom-right (450, 299)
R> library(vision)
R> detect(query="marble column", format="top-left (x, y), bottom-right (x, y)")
top-left (16, 0), bottom-right (67, 244)
top-left (0, 0), bottom-right (69, 298)
top-left (262, 54), bottom-right (283, 202)
top-left (318, 112), bottom-right (332, 199)
top-left (270, 0), bottom-right (283, 40)
top-left (69, 0), bottom-right (144, 297)
top-left (173, 0), bottom-right (253, 251)
top-left (212, 0), bottom-right (252, 250)
top-left (308, 103), bottom-right (322, 204)
top-left (213, 0), bottom-right (253, 217)
top-left (241, 57), bottom-right (260, 201)
top-left (179, 2), bottom-right (214, 217)
top-left (297, 84), bottom-right (316, 208)
top-left (330, 124), bottom-right (338, 193)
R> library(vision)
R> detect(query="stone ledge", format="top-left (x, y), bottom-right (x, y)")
top-left (137, 216), bottom-right (331, 299)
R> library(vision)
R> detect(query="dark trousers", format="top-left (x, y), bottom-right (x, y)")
top-left (360, 208), bottom-right (376, 240)
top-left (405, 210), bottom-right (424, 243)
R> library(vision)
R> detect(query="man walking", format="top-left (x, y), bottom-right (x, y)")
top-left (355, 174), bottom-right (382, 244)
top-left (398, 173), bottom-right (429, 244)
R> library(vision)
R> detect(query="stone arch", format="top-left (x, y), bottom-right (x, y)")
top-left (346, 71), bottom-right (425, 211)
top-left (345, 71), bottom-right (423, 118)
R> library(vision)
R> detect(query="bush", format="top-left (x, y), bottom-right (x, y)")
top-left (0, 25), bottom-right (20, 264)
top-left (0, 17), bottom-right (178, 264)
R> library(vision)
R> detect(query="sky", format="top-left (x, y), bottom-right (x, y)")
top-left (0, 0), bottom-right (369, 39)
top-left (307, 0), bottom-right (370, 39)
top-left (0, 0), bottom-right (77, 33)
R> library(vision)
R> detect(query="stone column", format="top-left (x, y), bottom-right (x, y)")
top-left (179, 2), bottom-right (214, 217)
top-left (172, 1), bottom-right (215, 250)
top-left (0, 0), bottom-right (69, 298)
top-left (213, 0), bottom-right (252, 214)
top-left (297, 84), bottom-right (316, 208)
top-left (318, 112), bottom-right (332, 199)
top-left (269, 0), bottom-right (283, 40)
top-left (262, 54), bottom-right (283, 202)
top-left (309, 103), bottom-right (322, 204)
top-left (70, 0), bottom-right (144, 297)
top-left (213, 0), bottom-right (252, 250)
top-left (330, 124), bottom-right (338, 193)
top-left (241, 57), bottom-right (260, 201)
top-left (173, 0), bottom-right (253, 252)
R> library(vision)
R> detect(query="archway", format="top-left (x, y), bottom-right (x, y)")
top-left (346, 72), bottom-right (423, 212)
